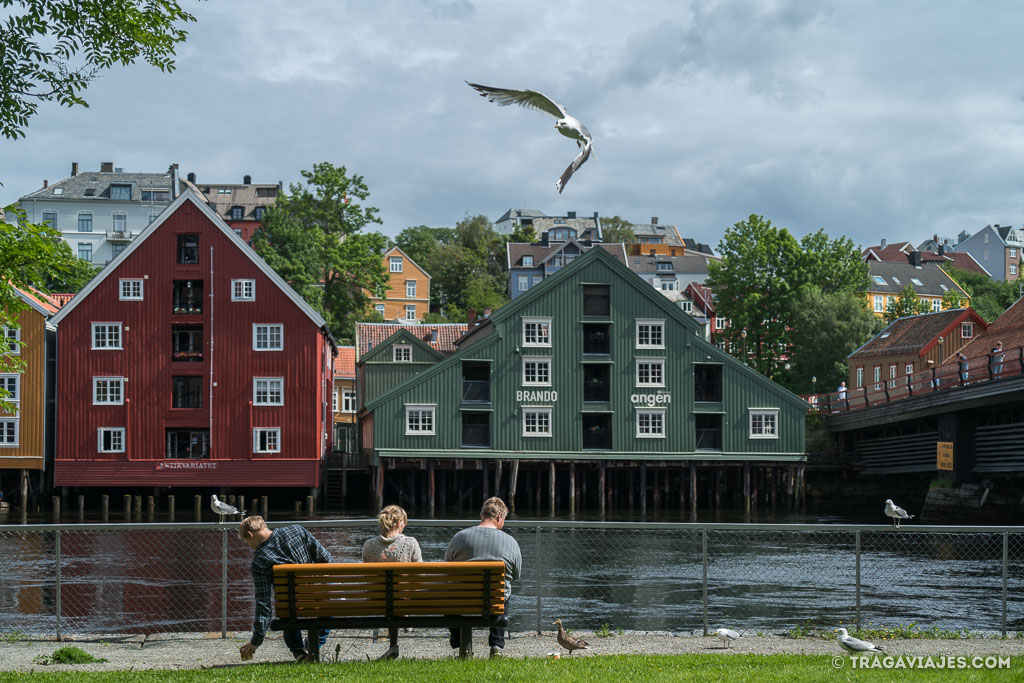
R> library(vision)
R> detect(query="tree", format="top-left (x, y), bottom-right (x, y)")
top-left (940, 266), bottom-right (1018, 322)
top-left (599, 215), bottom-right (635, 245)
top-left (883, 285), bottom-right (933, 322)
top-left (797, 229), bottom-right (869, 294)
top-left (509, 222), bottom-right (537, 243)
top-left (394, 225), bottom-right (455, 271)
top-left (787, 289), bottom-right (885, 394)
top-left (252, 162), bottom-right (388, 344)
top-left (1, 0), bottom-right (196, 140)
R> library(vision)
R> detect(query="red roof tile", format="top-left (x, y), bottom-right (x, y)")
top-left (334, 345), bottom-right (356, 378)
top-left (955, 297), bottom-right (1024, 365)
top-left (850, 309), bottom-right (987, 360)
top-left (356, 323), bottom-right (468, 359)
top-left (47, 293), bottom-right (76, 308)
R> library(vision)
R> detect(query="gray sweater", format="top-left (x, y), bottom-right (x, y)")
top-left (361, 533), bottom-right (423, 563)
top-left (444, 526), bottom-right (522, 598)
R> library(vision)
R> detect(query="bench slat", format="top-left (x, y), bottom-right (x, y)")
top-left (279, 591), bottom-right (505, 602)
top-left (279, 605), bottom-right (505, 618)
top-left (274, 561), bottom-right (502, 574)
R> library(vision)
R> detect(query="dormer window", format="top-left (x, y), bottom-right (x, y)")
top-left (522, 256), bottom-right (534, 268)
top-left (109, 184), bottom-right (132, 200)
top-left (254, 207), bottom-right (265, 221)
top-left (141, 189), bottom-right (170, 202)
top-left (656, 262), bottom-right (672, 271)
top-left (230, 206), bottom-right (244, 220)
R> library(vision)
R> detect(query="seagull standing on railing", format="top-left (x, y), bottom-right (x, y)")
top-left (884, 499), bottom-right (913, 527)
top-left (466, 81), bottom-right (595, 194)
top-left (211, 495), bottom-right (245, 524)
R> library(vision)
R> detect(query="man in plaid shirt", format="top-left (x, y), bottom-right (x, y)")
top-left (238, 516), bottom-right (332, 662)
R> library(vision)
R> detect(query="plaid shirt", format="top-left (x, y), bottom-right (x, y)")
top-left (249, 525), bottom-right (332, 646)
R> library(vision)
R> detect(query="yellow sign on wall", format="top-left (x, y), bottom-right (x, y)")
top-left (937, 441), bottom-right (954, 471)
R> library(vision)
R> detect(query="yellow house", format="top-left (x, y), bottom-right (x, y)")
top-left (1, 287), bottom-right (59, 488)
top-left (369, 246), bottom-right (431, 321)
top-left (332, 345), bottom-right (357, 453)
top-left (866, 261), bottom-right (969, 318)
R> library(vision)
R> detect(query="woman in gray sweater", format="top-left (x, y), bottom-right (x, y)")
top-left (362, 505), bottom-right (422, 659)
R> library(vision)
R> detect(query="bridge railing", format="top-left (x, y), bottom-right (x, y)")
top-left (807, 346), bottom-right (1024, 413)
top-left (0, 520), bottom-right (1021, 640)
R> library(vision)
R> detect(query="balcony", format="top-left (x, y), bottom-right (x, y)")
top-left (173, 280), bottom-right (204, 315)
top-left (106, 229), bottom-right (133, 242)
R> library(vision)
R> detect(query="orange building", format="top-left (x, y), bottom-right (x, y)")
top-left (369, 246), bottom-right (431, 321)
top-left (332, 345), bottom-right (357, 453)
top-left (1, 287), bottom-right (59, 507)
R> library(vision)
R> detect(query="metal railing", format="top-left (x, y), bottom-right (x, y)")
top-left (807, 346), bottom-right (1024, 412)
top-left (0, 520), bottom-right (1021, 639)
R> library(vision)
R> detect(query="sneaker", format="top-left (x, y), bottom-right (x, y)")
top-left (293, 650), bottom-right (310, 663)
top-left (453, 646), bottom-right (474, 660)
top-left (489, 646), bottom-right (504, 659)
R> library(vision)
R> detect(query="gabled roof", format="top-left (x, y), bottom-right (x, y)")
top-left (849, 309), bottom-right (987, 360)
top-left (355, 322), bottom-right (467, 359)
top-left (198, 181), bottom-right (279, 222)
top-left (47, 293), bottom-right (76, 309)
top-left (383, 245), bottom-right (431, 280)
top-left (681, 237), bottom-right (716, 256)
top-left (495, 208), bottom-right (545, 223)
top-left (13, 285), bottom-right (60, 317)
top-left (631, 222), bottom-right (685, 247)
top-left (686, 283), bottom-right (715, 315)
top-left (367, 246), bottom-right (809, 412)
top-left (866, 261), bottom-right (969, 297)
top-left (628, 253), bottom-right (711, 274)
top-left (359, 327), bottom-right (447, 364)
top-left (943, 252), bottom-right (990, 276)
top-left (862, 242), bottom-right (914, 257)
top-left (334, 346), bottom-right (356, 379)
top-left (50, 190), bottom-right (328, 329)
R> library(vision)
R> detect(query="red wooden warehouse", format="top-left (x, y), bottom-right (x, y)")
top-left (50, 191), bottom-right (335, 490)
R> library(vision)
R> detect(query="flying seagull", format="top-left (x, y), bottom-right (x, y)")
top-left (836, 627), bottom-right (883, 655)
top-left (211, 494), bottom-right (245, 523)
top-left (466, 81), bottom-right (594, 194)
top-left (715, 628), bottom-right (741, 648)
top-left (884, 499), bottom-right (913, 527)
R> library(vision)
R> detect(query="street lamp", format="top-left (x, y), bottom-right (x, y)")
top-left (741, 328), bottom-right (747, 363)
top-left (811, 376), bottom-right (817, 395)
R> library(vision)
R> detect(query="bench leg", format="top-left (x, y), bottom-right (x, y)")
top-left (390, 627), bottom-right (399, 650)
top-left (459, 626), bottom-right (473, 659)
top-left (309, 627), bottom-right (320, 663)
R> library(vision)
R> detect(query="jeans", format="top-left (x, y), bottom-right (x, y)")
top-left (283, 628), bottom-right (331, 656)
top-left (449, 625), bottom-right (505, 649)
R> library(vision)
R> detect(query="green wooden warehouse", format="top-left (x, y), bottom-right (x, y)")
top-left (359, 247), bottom-right (808, 515)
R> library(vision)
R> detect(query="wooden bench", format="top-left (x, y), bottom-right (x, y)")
top-left (270, 561), bottom-right (507, 661)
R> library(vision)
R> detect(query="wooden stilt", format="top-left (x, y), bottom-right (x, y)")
top-left (714, 470), bottom-right (721, 509)
top-left (168, 494), bottom-right (175, 522)
top-left (569, 462), bottom-right (576, 515)
top-left (549, 461), bottom-right (556, 516)
top-left (787, 465), bottom-right (796, 509)
top-left (771, 467), bottom-right (777, 509)
top-left (51, 496), bottom-right (60, 521)
top-left (752, 467), bottom-right (759, 509)
top-left (743, 461), bottom-right (751, 514)
top-left (495, 459), bottom-right (503, 499)
top-left (690, 461), bottom-right (697, 513)
top-left (194, 494), bottom-right (202, 521)
top-left (428, 460), bottom-right (436, 517)
top-left (376, 464), bottom-right (384, 510)
top-left (535, 469), bottom-right (541, 511)
top-left (652, 468), bottom-right (660, 511)
top-left (580, 465), bottom-right (587, 509)
top-left (439, 468), bottom-right (447, 511)
top-left (640, 462), bottom-right (647, 517)
top-left (798, 464), bottom-right (806, 510)
top-left (482, 459), bottom-right (489, 502)
top-left (77, 494), bottom-right (85, 520)
top-left (261, 495), bottom-right (268, 519)
top-left (628, 469), bottom-right (634, 510)
top-left (509, 460), bottom-right (519, 512)
top-left (147, 495), bottom-right (156, 521)
top-left (599, 462), bottom-right (606, 517)
top-left (680, 464), bottom-right (686, 509)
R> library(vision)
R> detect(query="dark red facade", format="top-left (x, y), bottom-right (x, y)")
top-left (54, 193), bottom-right (333, 488)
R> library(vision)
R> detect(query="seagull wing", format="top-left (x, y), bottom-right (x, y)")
top-left (893, 503), bottom-right (910, 518)
top-left (842, 633), bottom-right (881, 652)
top-left (556, 139), bottom-right (593, 194)
top-left (466, 82), bottom-right (568, 120)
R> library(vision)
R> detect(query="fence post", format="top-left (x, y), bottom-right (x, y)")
top-left (55, 530), bottom-right (62, 641)
top-left (702, 529), bottom-right (708, 636)
top-left (855, 531), bottom-right (861, 631)
top-left (1002, 532), bottom-right (1008, 637)
top-left (535, 526), bottom-right (542, 635)
top-left (222, 528), bottom-right (228, 638)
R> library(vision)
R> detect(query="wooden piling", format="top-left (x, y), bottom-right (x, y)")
top-left (640, 463), bottom-right (647, 516)
top-left (495, 459), bottom-right (503, 499)
top-left (168, 494), bottom-right (175, 522)
top-left (375, 464), bottom-right (384, 510)
top-left (261, 495), bottom-right (268, 519)
top-left (51, 495), bottom-right (60, 521)
top-left (771, 467), bottom-right (777, 509)
top-left (787, 465), bottom-right (796, 508)
top-left (147, 495), bottom-right (155, 521)
top-left (124, 494), bottom-right (132, 519)
top-left (628, 468), bottom-right (634, 510)
top-left (798, 464), bottom-right (806, 510)
top-left (509, 460), bottom-right (519, 512)
top-left (690, 461), bottom-right (697, 512)
top-left (714, 469), bottom-right (721, 509)
top-left (134, 495), bottom-right (142, 520)
top-left (250, 498), bottom-right (258, 517)
top-left (101, 494), bottom-right (109, 521)
top-left (752, 467), bottom-right (759, 509)
top-left (599, 462), bottom-right (606, 517)
top-left (743, 461), bottom-right (751, 514)
top-left (548, 461), bottom-right (556, 516)
top-left (534, 469), bottom-right (541, 511)
top-left (77, 494), bottom-right (85, 520)
top-left (428, 460), bottom-right (436, 516)
top-left (306, 495), bottom-right (314, 517)
top-left (194, 494), bottom-right (202, 521)
top-left (482, 459), bottom-right (489, 501)
top-left (294, 501), bottom-right (302, 517)
top-left (652, 468), bottom-right (660, 511)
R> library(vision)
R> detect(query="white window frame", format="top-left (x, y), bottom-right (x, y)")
top-left (0, 374), bottom-right (18, 404)
top-left (390, 256), bottom-right (403, 273)
top-left (517, 275), bottom-right (529, 292)
top-left (252, 323), bottom-right (283, 351)
top-left (635, 358), bottom-right (665, 387)
top-left (522, 407), bottom-right (552, 437)
top-left (0, 418), bottom-right (18, 446)
top-left (1012, 265), bottom-right (1018, 276)
top-left (873, 366), bottom-right (881, 389)
top-left (375, 304), bottom-right (386, 316)
top-left (905, 363), bottom-right (914, 375)
top-left (232, 279), bottom-right (255, 301)
top-left (911, 278), bottom-right (924, 286)
top-left (522, 317), bottom-right (552, 347)
top-left (2, 327), bottom-right (20, 355)
top-left (522, 255), bottom-right (534, 267)
top-left (522, 357), bottom-right (552, 386)
top-left (636, 319), bottom-right (665, 349)
top-left (91, 323), bottom-right (122, 350)
top-left (873, 296), bottom-right (883, 313)
top-left (342, 389), bottom-right (356, 413)
top-left (112, 213), bottom-right (127, 231)
top-left (78, 242), bottom-right (92, 261)
top-left (92, 377), bottom-right (124, 405)
top-left (715, 317), bottom-right (726, 330)
top-left (119, 278), bottom-right (143, 301)
top-left (749, 408), bottom-right (779, 439)
top-left (253, 377), bottom-right (284, 406)
top-left (405, 280), bottom-right (417, 298)
top-left (253, 427), bottom-right (281, 453)
top-left (856, 367), bottom-right (864, 388)
top-left (332, 389), bottom-right (339, 413)
top-left (636, 408), bottom-right (666, 438)
top-left (931, 299), bottom-right (941, 312)
top-left (1011, 248), bottom-right (1018, 258)
top-left (962, 323), bottom-right (974, 338)
top-left (97, 427), bottom-right (125, 453)
top-left (405, 404), bottom-right (436, 435)
top-left (872, 275), bottom-right (886, 285)
top-left (393, 344), bottom-right (412, 362)
top-left (405, 304), bottom-right (416, 320)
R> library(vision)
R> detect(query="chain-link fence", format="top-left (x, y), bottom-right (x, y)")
top-left (1, 521), bottom-right (1021, 639)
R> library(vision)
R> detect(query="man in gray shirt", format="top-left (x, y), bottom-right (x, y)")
top-left (444, 496), bottom-right (522, 658)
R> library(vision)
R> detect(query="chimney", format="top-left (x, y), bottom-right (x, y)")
top-left (593, 211), bottom-right (598, 218)
top-left (467, 308), bottom-right (477, 327)
top-left (100, 161), bottom-right (114, 173)
top-left (243, 175), bottom-right (252, 185)
top-left (71, 162), bottom-right (78, 177)
top-left (938, 244), bottom-right (945, 256)
top-left (880, 238), bottom-right (887, 249)
top-left (651, 217), bottom-right (658, 225)
top-left (568, 211), bottom-right (576, 219)
top-left (43, 179), bottom-right (48, 188)
top-left (910, 251), bottom-right (922, 267)
top-left (187, 172), bottom-right (196, 183)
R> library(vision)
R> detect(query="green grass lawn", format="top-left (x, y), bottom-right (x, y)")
top-left (1, 654), bottom-right (1021, 682)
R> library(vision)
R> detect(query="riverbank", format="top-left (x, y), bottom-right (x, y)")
top-left (2, 631), bottom-right (1023, 673)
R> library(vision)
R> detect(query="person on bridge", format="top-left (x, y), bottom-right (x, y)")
top-left (362, 505), bottom-right (423, 659)
top-left (444, 497), bottom-right (522, 659)
top-left (238, 516), bottom-right (332, 663)
top-left (957, 352), bottom-right (969, 384)
top-left (989, 341), bottom-right (1004, 379)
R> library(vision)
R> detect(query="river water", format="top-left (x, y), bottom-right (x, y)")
top-left (1, 505), bottom-right (1021, 638)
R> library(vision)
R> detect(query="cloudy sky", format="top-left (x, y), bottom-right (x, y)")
top-left (3, 1), bottom-right (1024, 250)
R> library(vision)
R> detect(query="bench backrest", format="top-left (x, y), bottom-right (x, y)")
top-left (272, 561), bottom-right (506, 621)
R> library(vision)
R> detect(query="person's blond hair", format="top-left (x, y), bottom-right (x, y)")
top-left (480, 497), bottom-right (508, 522)
top-left (238, 515), bottom-right (267, 540)
top-left (377, 504), bottom-right (408, 536)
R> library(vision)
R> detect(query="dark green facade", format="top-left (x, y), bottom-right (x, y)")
top-left (365, 248), bottom-right (807, 463)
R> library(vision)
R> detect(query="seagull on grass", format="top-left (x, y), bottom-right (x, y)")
top-left (715, 628), bottom-right (741, 648)
top-left (211, 495), bottom-right (245, 523)
top-left (836, 627), bottom-right (883, 655)
top-left (884, 499), bottom-right (913, 527)
top-left (466, 81), bottom-right (594, 194)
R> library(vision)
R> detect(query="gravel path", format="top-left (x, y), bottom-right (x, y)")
top-left (2, 631), bottom-right (1023, 673)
